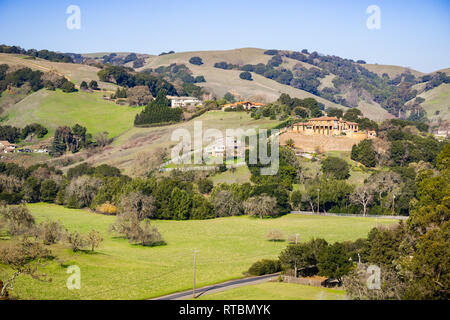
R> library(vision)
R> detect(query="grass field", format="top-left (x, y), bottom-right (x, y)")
top-left (5, 89), bottom-right (142, 137)
top-left (418, 83), bottom-right (450, 121)
top-left (0, 203), bottom-right (397, 300)
top-left (210, 166), bottom-right (251, 185)
top-left (196, 282), bottom-right (346, 300)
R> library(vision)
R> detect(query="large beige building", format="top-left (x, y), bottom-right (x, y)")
top-left (290, 116), bottom-right (376, 138)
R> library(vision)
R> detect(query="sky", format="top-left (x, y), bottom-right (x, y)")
top-left (0, 0), bottom-right (449, 73)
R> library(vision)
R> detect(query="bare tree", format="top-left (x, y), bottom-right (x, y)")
top-left (0, 204), bottom-right (35, 236)
top-left (34, 220), bottom-right (64, 245)
top-left (65, 231), bottom-right (85, 252)
top-left (0, 237), bottom-right (52, 299)
top-left (119, 192), bottom-right (156, 220)
top-left (85, 230), bottom-right (103, 252)
top-left (64, 175), bottom-right (103, 208)
top-left (243, 195), bottom-right (278, 219)
top-left (94, 131), bottom-right (112, 148)
top-left (350, 185), bottom-right (375, 216)
top-left (212, 190), bottom-right (242, 217)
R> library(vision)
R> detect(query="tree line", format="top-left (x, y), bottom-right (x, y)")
top-left (251, 144), bottom-right (449, 299)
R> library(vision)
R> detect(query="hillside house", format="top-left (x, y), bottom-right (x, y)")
top-left (168, 96), bottom-right (202, 108)
top-left (222, 101), bottom-right (266, 111)
top-left (204, 136), bottom-right (244, 158)
top-left (0, 140), bottom-right (16, 153)
top-left (290, 116), bottom-right (376, 139)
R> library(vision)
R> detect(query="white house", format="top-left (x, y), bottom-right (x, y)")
top-left (167, 96), bottom-right (202, 108)
top-left (204, 136), bottom-right (244, 158)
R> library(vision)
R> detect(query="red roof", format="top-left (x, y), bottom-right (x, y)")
top-left (310, 116), bottom-right (339, 121)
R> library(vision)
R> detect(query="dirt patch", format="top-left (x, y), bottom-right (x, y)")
top-left (280, 132), bottom-right (364, 152)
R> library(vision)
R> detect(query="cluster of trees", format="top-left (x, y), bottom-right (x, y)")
top-left (134, 90), bottom-right (183, 126)
top-left (0, 123), bottom-right (48, 143)
top-left (80, 80), bottom-right (99, 91)
top-left (0, 65), bottom-right (44, 93)
top-left (0, 44), bottom-right (74, 63)
top-left (98, 65), bottom-right (177, 96)
top-left (248, 94), bottom-right (324, 120)
top-left (256, 146), bottom-right (448, 299)
top-left (214, 61), bottom-right (235, 70)
top-left (151, 63), bottom-right (205, 85)
top-left (0, 64), bottom-right (77, 97)
top-left (50, 124), bottom-right (91, 157)
top-left (352, 119), bottom-right (443, 167)
top-left (97, 53), bottom-right (145, 68)
top-left (423, 71), bottom-right (450, 91)
top-left (260, 48), bottom-right (444, 117)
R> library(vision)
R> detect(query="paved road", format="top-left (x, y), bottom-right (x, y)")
top-left (151, 273), bottom-right (280, 300)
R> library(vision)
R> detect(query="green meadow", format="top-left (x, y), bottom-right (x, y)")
top-left (5, 89), bottom-right (142, 138)
top-left (0, 203), bottom-right (397, 300)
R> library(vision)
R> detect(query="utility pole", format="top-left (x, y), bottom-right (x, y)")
top-left (193, 248), bottom-right (199, 298)
top-left (294, 234), bottom-right (299, 278)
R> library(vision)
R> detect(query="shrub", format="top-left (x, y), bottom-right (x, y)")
top-left (239, 71), bottom-right (252, 81)
top-left (265, 229), bottom-right (284, 241)
top-left (248, 259), bottom-right (281, 276)
top-left (197, 178), bottom-right (213, 194)
top-left (189, 56), bottom-right (203, 65)
top-left (60, 81), bottom-right (76, 93)
top-left (321, 156), bottom-right (350, 180)
top-left (80, 81), bottom-right (88, 90)
top-left (89, 80), bottom-right (99, 90)
top-left (96, 202), bottom-right (119, 215)
top-left (264, 50), bottom-right (279, 56)
top-left (85, 230), bottom-right (103, 252)
top-left (65, 231), bottom-right (85, 252)
top-left (34, 220), bottom-right (63, 245)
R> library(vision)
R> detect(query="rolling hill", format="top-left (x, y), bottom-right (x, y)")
top-left (1, 46), bottom-right (449, 157)
top-left (138, 48), bottom-right (347, 108)
top-left (4, 89), bottom-right (142, 138)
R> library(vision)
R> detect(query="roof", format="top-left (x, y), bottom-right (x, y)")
top-left (309, 116), bottom-right (339, 121)
top-left (224, 101), bottom-right (266, 107)
top-left (0, 140), bottom-right (12, 146)
top-left (167, 96), bottom-right (200, 100)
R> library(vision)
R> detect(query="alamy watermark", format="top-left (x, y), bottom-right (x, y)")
top-left (66, 5), bottom-right (81, 30)
top-left (366, 264), bottom-right (381, 290)
top-left (168, 121), bottom-right (279, 175)
top-left (366, 5), bottom-right (381, 30)
top-left (66, 265), bottom-right (81, 290)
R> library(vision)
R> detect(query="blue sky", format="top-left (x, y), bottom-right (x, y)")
top-left (0, 0), bottom-right (449, 72)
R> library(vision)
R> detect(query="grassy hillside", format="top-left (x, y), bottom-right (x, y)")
top-left (0, 53), bottom-right (116, 89)
top-left (139, 48), bottom-right (347, 109)
top-left (83, 111), bottom-right (281, 176)
top-left (5, 89), bottom-right (141, 137)
top-left (196, 282), bottom-right (346, 300)
top-left (417, 83), bottom-right (450, 121)
top-left (0, 203), bottom-right (397, 300)
top-left (364, 64), bottom-right (424, 78)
